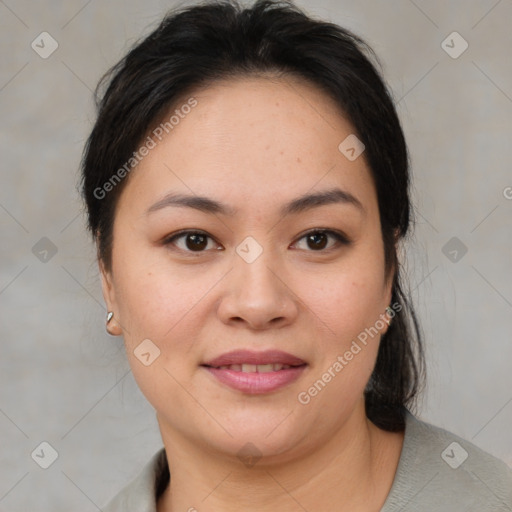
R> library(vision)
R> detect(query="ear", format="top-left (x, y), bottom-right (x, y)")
top-left (99, 259), bottom-right (123, 336)
top-left (380, 230), bottom-right (400, 335)
top-left (378, 294), bottom-right (395, 337)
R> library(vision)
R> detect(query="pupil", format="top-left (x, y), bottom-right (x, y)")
top-left (308, 232), bottom-right (327, 250)
top-left (184, 233), bottom-right (328, 251)
top-left (187, 234), bottom-right (207, 251)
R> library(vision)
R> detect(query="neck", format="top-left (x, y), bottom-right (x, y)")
top-left (157, 401), bottom-right (404, 512)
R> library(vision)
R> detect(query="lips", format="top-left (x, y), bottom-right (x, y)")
top-left (201, 350), bottom-right (308, 393)
top-left (202, 349), bottom-right (306, 368)
top-left (210, 363), bottom-right (296, 373)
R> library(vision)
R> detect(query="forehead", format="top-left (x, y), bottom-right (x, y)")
top-left (117, 75), bottom-right (377, 219)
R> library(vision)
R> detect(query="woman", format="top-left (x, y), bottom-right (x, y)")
top-left (80, 0), bottom-right (512, 510)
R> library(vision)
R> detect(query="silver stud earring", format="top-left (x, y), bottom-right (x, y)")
top-left (384, 306), bottom-right (393, 326)
top-left (106, 311), bottom-right (114, 324)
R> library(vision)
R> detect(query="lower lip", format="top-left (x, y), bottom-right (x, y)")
top-left (202, 365), bottom-right (307, 394)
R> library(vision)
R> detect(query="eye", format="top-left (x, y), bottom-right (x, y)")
top-left (162, 228), bottom-right (350, 254)
top-left (163, 230), bottom-right (221, 253)
top-left (293, 229), bottom-right (349, 251)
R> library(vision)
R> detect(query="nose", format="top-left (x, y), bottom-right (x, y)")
top-left (217, 248), bottom-right (299, 330)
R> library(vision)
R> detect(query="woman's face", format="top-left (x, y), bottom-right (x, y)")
top-left (101, 75), bottom-right (394, 460)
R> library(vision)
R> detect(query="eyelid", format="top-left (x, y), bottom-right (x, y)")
top-left (291, 228), bottom-right (350, 250)
top-left (162, 228), bottom-right (350, 253)
top-left (162, 229), bottom-right (222, 252)
top-left (295, 227), bottom-right (349, 241)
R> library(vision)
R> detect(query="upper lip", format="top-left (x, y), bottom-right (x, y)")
top-left (202, 350), bottom-right (306, 367)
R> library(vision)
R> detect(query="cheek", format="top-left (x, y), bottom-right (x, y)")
top-left (112, 239), bottom-right (186, 332)
top-left (116, 267), bottom-right (206, 343)
top-left (297, 262), bottom-right (386, 341)
top-left (291, 259), bottom-right (386, 408)
top-left (294, 271), bottom-right (382, 422)
top-left (113, 267), bottom-right (205, 412)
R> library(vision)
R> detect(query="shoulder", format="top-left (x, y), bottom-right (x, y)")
top-left (381, 409), bottom-right (512, 512)
top-left (101, 448), bottom-right (167, 512)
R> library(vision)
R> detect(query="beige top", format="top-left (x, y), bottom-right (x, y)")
top-left (102, 409), bottom-right (512, 511)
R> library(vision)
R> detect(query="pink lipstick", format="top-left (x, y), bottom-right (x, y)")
top-left (201, 349), bottom-right (307, 394)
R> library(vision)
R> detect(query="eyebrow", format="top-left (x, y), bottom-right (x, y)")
top-left (145, 187), bottom-right (365, 217)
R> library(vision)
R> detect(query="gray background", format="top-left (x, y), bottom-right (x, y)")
top-left (1, 0), bottom-right (511, 509)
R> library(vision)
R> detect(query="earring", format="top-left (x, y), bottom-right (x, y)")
top-left (384, 306), bottom-right (393, 326)
top-left (106, 311), bottom-right (117, 335)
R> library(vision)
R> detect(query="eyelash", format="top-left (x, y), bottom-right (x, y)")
top-left (162, 229), bottom-right (350, 254)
